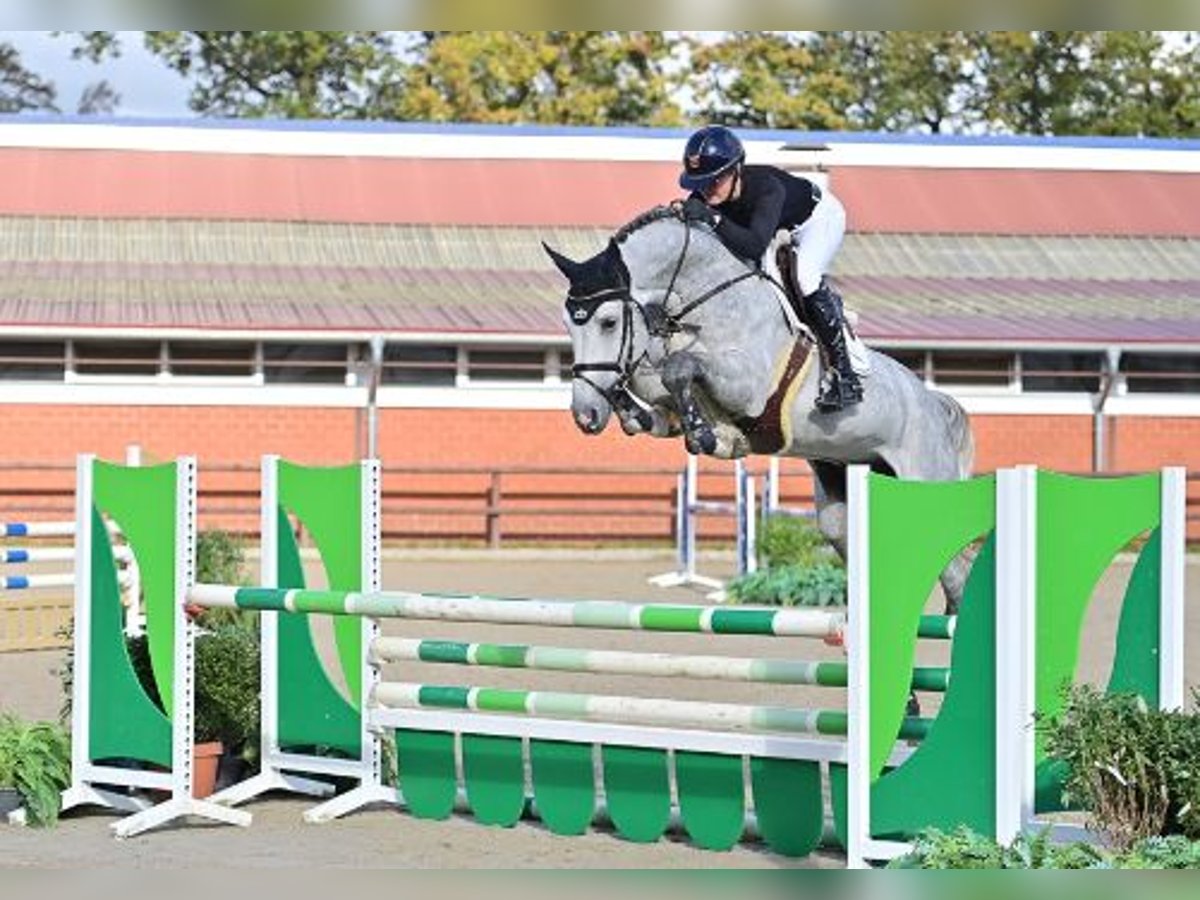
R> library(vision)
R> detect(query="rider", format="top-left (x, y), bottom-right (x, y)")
top-left (678, 124), bottom-right (862, 412)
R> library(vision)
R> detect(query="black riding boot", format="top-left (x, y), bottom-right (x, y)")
top-left (802, 280), bottom-right (863, 412)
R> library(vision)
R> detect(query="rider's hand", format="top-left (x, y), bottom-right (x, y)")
top-left (643, 302), bottom-right (669, 335)
top-left (681, 195), bottom-right (717, 226)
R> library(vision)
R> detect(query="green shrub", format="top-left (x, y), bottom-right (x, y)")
top-left (725, 562), bottom-right (846, 607)
top-left (195, 529), bottom-right (256, 630)
top-left (197, 528), bottom-right (247, 585)
top-left (121, 624), bottom-right (261, 760)
top-left (890, 826), bottom-right (1200, 869)
top-left (1039, 684), bottom-right (1200, 849)
top-left (0, 713), bottom-right (71, 827)
top-left (193, 624), bottom-right (261, 757)
top-left (757, 515), bottom-right (835, 569)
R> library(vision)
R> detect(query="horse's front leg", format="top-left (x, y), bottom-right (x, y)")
top-left (612, 392), bottom-right (680, 437)
top-left (661, 352), bottom-right (717, 455)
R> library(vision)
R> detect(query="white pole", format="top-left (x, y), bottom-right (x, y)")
top-left (260, 456), bottom-right (281, 767)
top-left (67, 454), bottom-right (95, 800)
top-left (845, 464), bottom-right (871, 869)
top-left (995, 467), bottom-right (1033, 844)
top-left (1160, 467), bottom-right (1186, 712)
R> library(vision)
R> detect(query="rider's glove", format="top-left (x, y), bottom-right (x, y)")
top-left (681, 195), bottom-right (718, 227)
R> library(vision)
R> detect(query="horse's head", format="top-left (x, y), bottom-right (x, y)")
top-left (543, 238), bottom-right (650, 435)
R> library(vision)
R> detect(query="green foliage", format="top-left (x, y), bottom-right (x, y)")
top-left (195, 529), bottom-right (256, 630)
top-left (725, 562), bottom-right (846, 607)
top-left (725, 515), bottom-right (845, 606)
top-left (757, 515), bottom-right (835, 569)
top-left (197, 528), bottom-right (247, 585)
top-left (0, 713), bottom-right (71, 827)
top-left (0, 41), bottom-right (58, 113)
top-left (1039, 685), bottom-right (1200, 849)
top-left (54, 30), bottom-right (1200, 136)
top-left (123, 624), bottom-right (261, 757)
top-left (891, 826), bottom-right (1200, 869)
top-left (193, 624), bottom-right (261, 755)
top-left (397, 31), bottom-right (685, 126)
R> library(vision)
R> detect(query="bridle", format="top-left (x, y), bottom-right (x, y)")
top-left (566, 208), bottom-right (761, 411)
top-left (565, 281), bottom-right (655, 413)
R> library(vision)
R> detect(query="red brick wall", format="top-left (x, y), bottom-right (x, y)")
top-left (1, 404), bottom-right (1196, 542)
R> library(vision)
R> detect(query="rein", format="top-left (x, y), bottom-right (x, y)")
top-left (567, 209), bottom-right (766, 408)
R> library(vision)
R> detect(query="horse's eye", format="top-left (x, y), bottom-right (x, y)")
top-left (598, 316), bottom-right (619, 332)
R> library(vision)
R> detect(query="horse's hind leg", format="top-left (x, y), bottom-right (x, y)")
top-left (810, 460), bottom-right (849, 562)
top-left (661, 351), bottom-right (717, 456)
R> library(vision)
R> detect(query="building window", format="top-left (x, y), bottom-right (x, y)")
top-left (881, 349), bottom-right (926, 379)
top-left (467, 349), bottom-right (546, 383)
top-left (1120, 353), bottom-right (1200, 394)
top-left (263, 343), bottom-right (347, 384)
top-left (931, 351), bottom-right (1013, 388)
top-left (382, 345), bottom-right (457, 386)
top-left (0, 340), bottom-right (65, 381)
top-left (1021, 352), bottom-right (1104, 393)
top-left (168, 341), bottom-right (255, 377)
top-left (73, 340), bottom-right (160, 376)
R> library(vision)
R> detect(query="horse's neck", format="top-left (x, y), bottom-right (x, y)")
top-left (626, 224), bottom-right (775, 321)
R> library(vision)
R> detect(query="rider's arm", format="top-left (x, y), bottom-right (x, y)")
top-left (714, 176), bottom-right (785, 260)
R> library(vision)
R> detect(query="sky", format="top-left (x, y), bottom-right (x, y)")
top-left (3, 30), bottom-right (191, 117)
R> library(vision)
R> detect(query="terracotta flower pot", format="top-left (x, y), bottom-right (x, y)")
top-left (191, 741), bottom-right (224, 799)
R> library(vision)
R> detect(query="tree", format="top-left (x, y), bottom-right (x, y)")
top-left (1074, 31), bottom-right (1200, 137)
top-left (391, 32), bottom-right (684, 126)
top-left (687, 31), bottom-right (855, 130)
top-left (0, 41), bottom-right (57, 114)
top-left (71, 30), bottom-right (684, 126)
top-left (73, 31), bottom-right (403, 119)
top-left (820, 32), bottom-right (984, 134)
top-left (77, 80), bottom-right (120, 115)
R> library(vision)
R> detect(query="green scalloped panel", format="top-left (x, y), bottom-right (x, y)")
top-left (530, 739), bottom-right (596, 836)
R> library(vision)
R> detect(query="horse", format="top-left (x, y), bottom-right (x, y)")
top-left (544, 205), bottom-right (976, 612)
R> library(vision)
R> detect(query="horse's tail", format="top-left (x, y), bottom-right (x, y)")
top-left (934, 390), bottom-right (975, 479)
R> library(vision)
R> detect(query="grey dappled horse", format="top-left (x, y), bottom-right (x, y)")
top-left (545, 205), bottom-right (976, 612)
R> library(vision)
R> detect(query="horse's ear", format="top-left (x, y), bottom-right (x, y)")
top-left (542, 242), bottom-right (583, 282)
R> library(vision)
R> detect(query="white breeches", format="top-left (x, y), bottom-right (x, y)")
top-left (789, 191), bottom-right (846, 296)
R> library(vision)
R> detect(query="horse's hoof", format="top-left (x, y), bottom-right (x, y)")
top-left (686, 426), bottom-right (717, 456)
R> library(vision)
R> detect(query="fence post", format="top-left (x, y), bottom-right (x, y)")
top-left (486, 472), bottom-right (502, 549)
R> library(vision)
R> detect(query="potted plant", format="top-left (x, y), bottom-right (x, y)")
top-left (192, 622), bottom-right (261, 795)
top-left (0, 712), bottom-right (71, 826)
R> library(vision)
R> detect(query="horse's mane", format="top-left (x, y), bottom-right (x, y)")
top-left (613, 205), bottom-right (681, 245)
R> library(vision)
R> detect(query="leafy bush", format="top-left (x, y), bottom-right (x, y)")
top-left (195, 529), bottom-right (256, 630)
top-left (724, 515), bottom-right (846, 606)
top-left (121, 623), bottom-right (261, 759)
top-left (193, 624), bottom-right (261, 755)
top-left (0, 713), bottom-right (71, 827)
top-left (724, 562), bottom-right (846, 607)
top-left (890, 826), bottom-right (1200, 869)
top-left (757, 515), bottom-right (835, 569)
top-left (1039, 685), bottom-right (1200, 849)
top-left (197, 528), bottom-right (247, 585)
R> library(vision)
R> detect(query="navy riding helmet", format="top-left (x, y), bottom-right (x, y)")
top-left (679, 125), bottom-right (745, 191)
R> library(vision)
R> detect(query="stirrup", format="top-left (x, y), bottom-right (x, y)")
top-left (816, 371), bottom-right (862, 412)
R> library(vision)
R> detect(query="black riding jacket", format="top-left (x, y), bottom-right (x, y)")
top-left (693, 165), bottom-right (823, 262)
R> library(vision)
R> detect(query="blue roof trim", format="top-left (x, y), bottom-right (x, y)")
top-left (3, 113), bottom-right (1200, 152)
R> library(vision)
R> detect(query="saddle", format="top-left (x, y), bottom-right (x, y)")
top-left (774, 242), bottom-right (871, 379)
